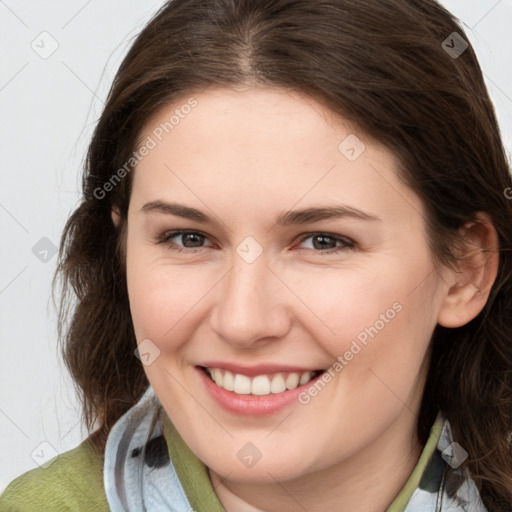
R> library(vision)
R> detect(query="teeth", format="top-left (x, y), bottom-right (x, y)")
top-left (252, 375), bottom-right (271, 395)
top-left (233, 374), bottom-right (251, 394)
top-left (206, 368), bottom-right (320, 395)
top-left (270, 373), bottom-right (286, 393)
top-left (299, 371), bottom-right (312, 385)
top-left (285, 372), bottom-right (299, 390)
top-left (212, 368), bottom-right (223, 387)
top-left (223, 370), bottom-right (234, 391)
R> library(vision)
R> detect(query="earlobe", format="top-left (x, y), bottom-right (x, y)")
top-left (111, 208), bottom-right (121, 228)
top-left (437, 213), bottom-right (499, 328)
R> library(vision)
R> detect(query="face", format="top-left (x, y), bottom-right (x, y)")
top-left (123, 86), bottom-right (450, 483)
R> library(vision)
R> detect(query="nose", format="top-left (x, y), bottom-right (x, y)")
top-left (209, 249), bottom-right (291, 349)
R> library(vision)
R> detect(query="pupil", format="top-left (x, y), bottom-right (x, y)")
top-left (183, 233), bottom-right (203, 247)
top-left (314, 235), bottom-right (335, 250)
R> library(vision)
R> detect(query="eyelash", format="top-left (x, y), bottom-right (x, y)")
top-left (155, 230), bottom-right (356, 255)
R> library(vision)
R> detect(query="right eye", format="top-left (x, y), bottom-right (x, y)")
top-left (155, 230), bottom-right (216, 252)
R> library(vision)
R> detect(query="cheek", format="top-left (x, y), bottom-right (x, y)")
top-left (330, 285), bottom-right (435, 412)
top-left (126, 248), bottom-right (215, 346)
top-left (282, 260), bottom-right (436, 376)
top-left (281, 265), bottom-right (402, 343)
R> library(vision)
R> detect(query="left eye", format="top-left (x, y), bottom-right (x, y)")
top-left (295, 233), bottom-right (355, 254)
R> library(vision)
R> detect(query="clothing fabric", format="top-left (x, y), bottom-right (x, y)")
top-left (0, 385), bottom-right (489, 511)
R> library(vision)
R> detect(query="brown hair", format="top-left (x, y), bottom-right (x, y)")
top-left (53, 0), bottom-right (512, 508)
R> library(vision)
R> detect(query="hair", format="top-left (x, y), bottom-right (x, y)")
top-left (53, 0), bottom-right (512, 509)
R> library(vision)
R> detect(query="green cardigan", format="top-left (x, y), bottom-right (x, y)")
top-left (0, 413), bottom-right (443, 511)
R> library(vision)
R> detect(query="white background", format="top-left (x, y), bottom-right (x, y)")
top-left (1, 0), bottom-right (511, 492)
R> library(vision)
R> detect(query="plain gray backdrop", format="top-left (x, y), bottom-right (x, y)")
top-left (1, 0), bottom-right (511, 492)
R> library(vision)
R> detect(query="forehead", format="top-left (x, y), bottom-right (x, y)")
top-left (130, 86), bottom-right (424, 228)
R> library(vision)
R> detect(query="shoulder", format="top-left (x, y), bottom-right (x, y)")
top-left (0, 438), bottom-right (109, 511)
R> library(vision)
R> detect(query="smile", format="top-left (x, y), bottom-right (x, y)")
top-left (204, 367), bottom-right (324, 395)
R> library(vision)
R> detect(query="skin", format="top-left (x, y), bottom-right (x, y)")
top-left (113, 85), bottom-right (498, 512)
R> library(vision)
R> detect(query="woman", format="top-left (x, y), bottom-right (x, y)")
top-left (1, 0), bottom-right (511, 510)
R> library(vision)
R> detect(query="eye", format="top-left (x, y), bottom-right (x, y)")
top-left (155, 230), bottom-right (355, 255)
top-left (155, 230), bottom-right (215, 252)
top-left (295, 232), bottom-right (355, 255)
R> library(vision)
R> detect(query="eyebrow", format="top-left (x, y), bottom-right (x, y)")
top-left (141, 200), bottom-right (380, 227)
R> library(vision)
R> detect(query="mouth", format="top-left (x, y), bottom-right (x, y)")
top-left (198, 366), bottom-right (324, 396)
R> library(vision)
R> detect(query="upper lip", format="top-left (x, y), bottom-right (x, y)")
top-left (198, 362), bottom-right (324, 377)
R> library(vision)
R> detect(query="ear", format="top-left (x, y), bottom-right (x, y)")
top-left (111, 208), bottom-right (121, 228)
top-left (437, 212), bottom-right (499, 328)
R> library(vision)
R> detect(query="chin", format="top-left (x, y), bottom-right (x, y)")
top-left (207, 455), bottom-right (312, 484)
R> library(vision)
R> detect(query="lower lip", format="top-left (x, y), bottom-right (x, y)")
top-left (196, 367), bottom-right (324, 416)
